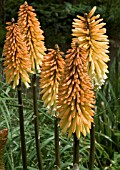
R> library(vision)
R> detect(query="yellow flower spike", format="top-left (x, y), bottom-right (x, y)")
top-left (18, 1), bottom-right (46, 72)
top-left (57, 43), bottom-right (95, 139)
top-left (3, 19), bottom-right (32, 89)
top-left (72, 6), bottom-right (110, 90)
top-left (0, 129), bottom-right (8, 170)
top-left (40, 44), bottom-right (65, 114)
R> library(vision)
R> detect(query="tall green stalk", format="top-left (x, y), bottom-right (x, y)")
top-left (32, 74), bottom-right (43, 170)
top-left (54, 115), bottom-right (60, 169)
top-left (89, 122), bottom-right (95, 170)
top-left (73, 133), bottom-right (79, 169)
top-left (17, 79), bottom-right (27, 170)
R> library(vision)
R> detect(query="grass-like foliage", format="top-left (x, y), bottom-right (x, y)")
top-left (0, 50), bottom-right (120, 169)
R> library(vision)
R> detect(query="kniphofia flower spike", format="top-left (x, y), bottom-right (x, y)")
top-left (57, 43), bottom-right (95, 139)
top-left (40, 44), bottom-right (65, 114)
top-left (3, 19), bottom-right (32, 89)
top-left (72, 6), bottom-right (110, 90)
top-left (18, 1), bottom-right (46, 72)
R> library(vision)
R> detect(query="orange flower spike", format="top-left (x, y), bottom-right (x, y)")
top-left (57, 43), bottom-right (95, 139)
top-left (3, 19), bottom-right (32, 89)
top-left (72, 7), bottom-right (110, 90)
top-left (0, 129), bottom-right (8, 170)
top-left (18, 1), bottom-right (46, 72)
top-left (40, 44), bottom-right (65, 114)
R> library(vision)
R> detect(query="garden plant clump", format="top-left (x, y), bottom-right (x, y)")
top-left (0, 0), bottom-right (120, 170)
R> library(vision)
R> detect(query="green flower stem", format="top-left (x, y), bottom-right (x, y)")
top-left (54, 116), bottom-right (60, 169)
top-left (89, 122), bottom-right (95, 170)
top-left (73, 133), bottom-right (79, 168)
top-left (17, 79), bottom-right (27, 170)
top-left (32, 74), bottom-right (43, 170)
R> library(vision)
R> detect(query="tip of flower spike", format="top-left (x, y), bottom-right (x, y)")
top-left (84, 13), bottom-right (87, 17)
top-left (54, 44), bottom-right (59, 50)
top-left (11, 18), bottom-right (15, 23)
top-left (24, 1), bottom-right (28, 5)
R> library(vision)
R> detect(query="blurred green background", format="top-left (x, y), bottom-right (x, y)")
top-left (0, 0), bottom-right (120, 53)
